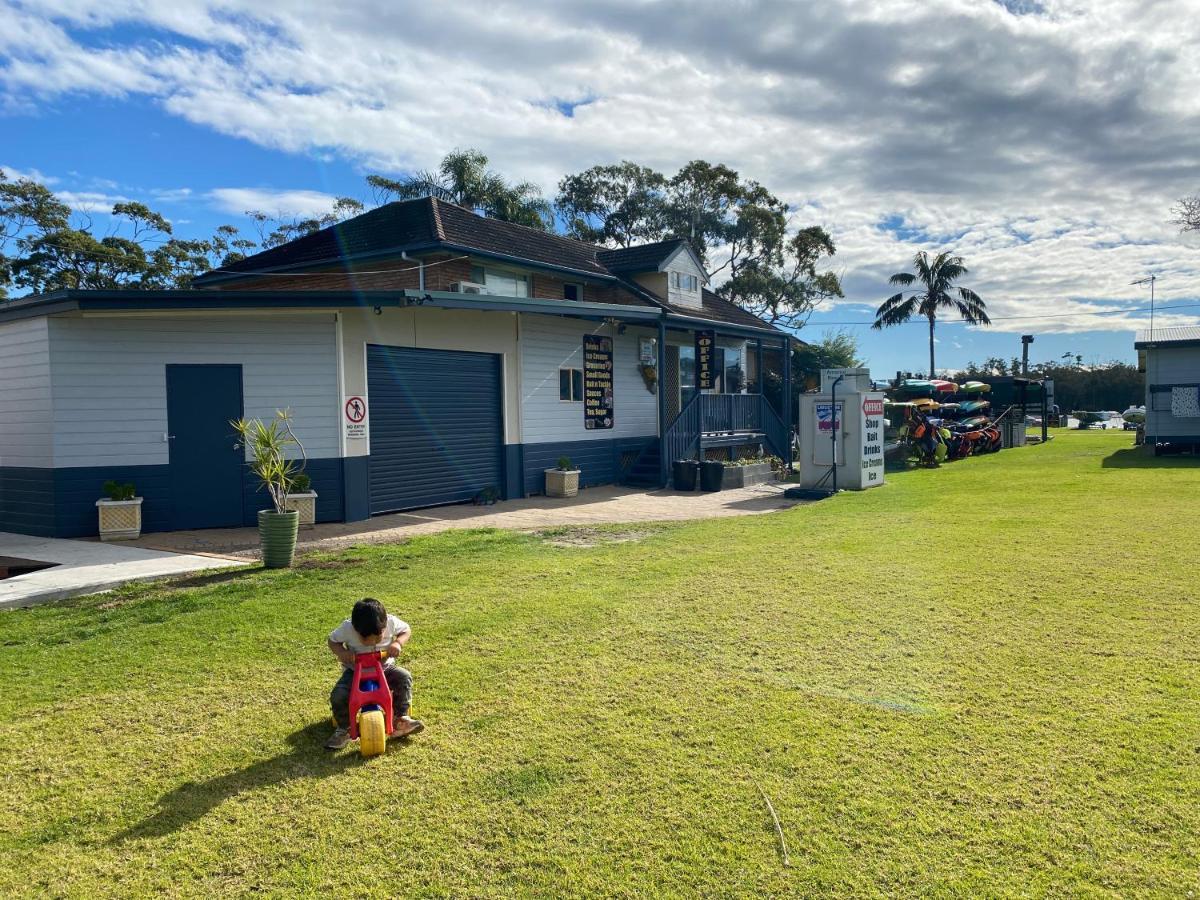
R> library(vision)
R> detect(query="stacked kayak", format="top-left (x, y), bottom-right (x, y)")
top-left (958, 399), bottom-right (991, 414)
top-left (887, 377), bottom-right (1003, 465)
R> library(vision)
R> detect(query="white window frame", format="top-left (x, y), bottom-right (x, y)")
top-left (470, 263), bottom-right (530, 298)
top-left (559, 367), bottom-right (584, 402)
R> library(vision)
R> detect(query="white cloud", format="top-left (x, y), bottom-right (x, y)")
top-left (2, 0), bottom-right (1200, 334)
top-left (208, 187), bottom-right (340, 219)
top-left (0, 163), bottom-right (57, 184)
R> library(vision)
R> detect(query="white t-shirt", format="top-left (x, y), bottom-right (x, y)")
top-left (329, 613), bottom-right (410, 668)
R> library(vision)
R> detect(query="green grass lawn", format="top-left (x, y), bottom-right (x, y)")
top-left (1, 432), bottom-right (1197, 897)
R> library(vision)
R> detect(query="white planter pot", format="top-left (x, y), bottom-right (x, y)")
top-left (284, 491), bottom-right (318, 527)
top-left (96, 497), bottom-right (143, 541)
top-left (544, 468), bottom-right (581, 498)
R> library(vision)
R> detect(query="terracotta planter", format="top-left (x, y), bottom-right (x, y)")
top-left (96, 497), bottom-right (143, 541)
top-left (258, 509), bottom-right (299, 568)
top-left (284, 491), bottom-right (318, 527)
top-left (544, 468), bottom-right (580, 498)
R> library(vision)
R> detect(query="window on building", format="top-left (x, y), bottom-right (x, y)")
top-left (679, 345), bottom-right (697, 407)
top-left (470, 264), bottom-right (529, 297)
top-left (1150, 389), bottom-right (1172, 411)
top-left (559, 367), bottom-right (584, 402)
top-left (670, 271), bottom-right (699, 292)
top-left (724, 346), bottom-right (745, 393)
top-left (563, 283), bottom-right (583, 301)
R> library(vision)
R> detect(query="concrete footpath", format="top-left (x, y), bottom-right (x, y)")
top-left (128, 482), bottom-right (804, 558)
top-left (0, 532), bottom-right (242, 609)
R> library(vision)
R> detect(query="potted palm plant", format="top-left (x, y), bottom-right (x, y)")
top-left (284, 471), bottom-right (318, 528)
top-left (544, 456), bottom-right (580, 498)
top-left (96, 480), bottom-right (143, 541)
top-left (232, 410), bottom-right (305, 568)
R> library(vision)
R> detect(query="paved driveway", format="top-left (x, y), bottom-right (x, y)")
top-left (0, 532), bottom-right (242, 609)
top-left (127, 482), bottom-right (804, 558)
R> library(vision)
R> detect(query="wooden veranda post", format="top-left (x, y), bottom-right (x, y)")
top-left (657, 319), bottom-right (668, 487)
top-left (782, 338), bottom-right (793, 469)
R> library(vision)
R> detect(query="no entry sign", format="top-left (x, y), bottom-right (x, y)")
top-left (344, 395), bottom-right (368, 441)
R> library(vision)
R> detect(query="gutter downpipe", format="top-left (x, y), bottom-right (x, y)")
top-left (400, 251), bottom-right (424, 291)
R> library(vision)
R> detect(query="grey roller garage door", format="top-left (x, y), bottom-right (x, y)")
top-left (367, 345), bottom-right (504, 514)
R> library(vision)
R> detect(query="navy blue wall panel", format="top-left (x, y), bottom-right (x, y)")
top-left (240, 457), bottom-right (344, 526)
top-left (0, 467), bottom-right (56, 537)
top-left (342, 456), bottom-right (370, 522)
top-left (2, 458), bottom-right (347, 538)
top-left (503, 445), bottom-right (523, 500)
top-left (521, 437), bottom-right (656, 496)
top-left (55, 465), bottom-right (171, 538)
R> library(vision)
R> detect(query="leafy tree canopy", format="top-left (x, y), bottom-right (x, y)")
top-left (555, 158), bottom-right (842, 329)
top-left (367, 149), bottom-right (551, 230)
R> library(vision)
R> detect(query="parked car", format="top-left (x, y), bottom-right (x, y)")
top-left (1087, 411), bottom-right (1126, 430)
top-left (1121, 406), bottom-right (1146, 430)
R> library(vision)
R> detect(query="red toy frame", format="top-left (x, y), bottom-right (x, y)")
top-left (347, 651), bottom-right (394, 740)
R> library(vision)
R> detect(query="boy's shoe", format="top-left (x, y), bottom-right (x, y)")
top-left (324, 727), bottom-right (352, 750)
top-left (393, 716), bottom-right (424, 738)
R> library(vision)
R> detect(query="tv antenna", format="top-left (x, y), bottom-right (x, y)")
top-left (1131, 274), bottom-right (1157, 337)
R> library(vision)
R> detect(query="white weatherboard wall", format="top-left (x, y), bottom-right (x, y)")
top-left (1146, 345), bottom-right (1200, 437)
top-left (0, 317), bottom-right (53, 468)
top-left (520, 314), bottom-right (657, 443)
top-left (663, 245), bottom-right (705, 309)
top-left (48, 314), bottom-right (340, 466)
top-left (338, 306), bottom-right (521, 456)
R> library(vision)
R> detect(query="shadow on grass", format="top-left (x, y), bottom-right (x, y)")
top-left (1101, 446), bottom-right (1199, 468)
top-left (164, 568), bottom-right (257, 591)
top-left (112, 720), bottom-right (396, 842)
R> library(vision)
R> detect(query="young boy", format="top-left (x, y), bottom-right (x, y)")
top-left (326, 597), bottom-right (425, 750)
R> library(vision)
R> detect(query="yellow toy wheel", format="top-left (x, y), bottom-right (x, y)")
top-left (358, 710), bottom-right (387, 758)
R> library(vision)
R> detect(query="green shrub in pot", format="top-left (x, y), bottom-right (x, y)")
top-left (232, 409), bottom-right (305, 568)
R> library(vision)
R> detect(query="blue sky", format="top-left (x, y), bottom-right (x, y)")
top-left (4, 0), bottom-right (1199, 377)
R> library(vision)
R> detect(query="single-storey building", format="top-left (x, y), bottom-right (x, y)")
top-left (1135, 326), bottom-right (1200, 451)
top-left (0, 197), bottom-right (793, 537)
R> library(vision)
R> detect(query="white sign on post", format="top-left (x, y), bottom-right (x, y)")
top-left (344, 395), bottom-right (368, 442)
top-left (860, 395), bottom-right (885, 487)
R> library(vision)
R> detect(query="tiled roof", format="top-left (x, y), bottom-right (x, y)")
top-left (596, 239), bottom-right (690, 273)
top-left (1135, 325), bottom-right (1200, 347)
top-left (210, 200), bottom-right (439, 276)
top-left (432, 200), bottom-right (610, 276)
top-left (206, 197), bottom-right (612, 280)
top-left (197, 197), bottom-right (781, 332)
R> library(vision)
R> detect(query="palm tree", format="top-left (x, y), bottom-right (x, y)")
top-left (366, 149), bottom-right (552, 230)
top-left (873, 250), bottom-right (989, 375)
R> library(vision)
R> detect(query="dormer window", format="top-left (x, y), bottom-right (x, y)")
top-left (670, 271), bottom-right (698, 292)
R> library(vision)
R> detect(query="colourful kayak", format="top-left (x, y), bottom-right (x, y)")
top-left (958, 415), bottom-right (990, 428)
top-left (959, 400), bottom-right (991, 413)
top-left (961, 381), bottom-right (991, 393)
top-left (911, 398), bottom-right (940, 410)
top-left (932, 380), bottom-right (959, 393)
top-left (938, 403), bottom-right (961, 412)
top-left (899, 379), bottom-right (935, 395)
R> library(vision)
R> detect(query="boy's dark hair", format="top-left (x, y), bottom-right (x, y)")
top-left (351, 597), bottom-right (387, 638)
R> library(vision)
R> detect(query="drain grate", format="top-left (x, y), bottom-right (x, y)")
top-left (0, 556), bottom-right (59, 580)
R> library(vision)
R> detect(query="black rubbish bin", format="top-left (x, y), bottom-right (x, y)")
top-left (672, 459), bottom-right (700, 491)
top-left (699, 460), bottom-right (725, 492)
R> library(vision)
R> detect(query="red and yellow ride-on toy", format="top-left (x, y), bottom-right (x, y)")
top-left (347, 650), bottom-right (394, 757)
